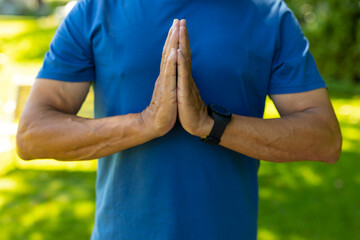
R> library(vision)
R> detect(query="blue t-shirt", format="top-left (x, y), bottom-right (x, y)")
top-left (37, 0), bottom-right (326, 239)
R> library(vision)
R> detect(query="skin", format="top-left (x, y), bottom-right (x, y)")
top-left (16, 20), bottom-right (180, 160)
top-left (16, 19), bottom-right (342, 163)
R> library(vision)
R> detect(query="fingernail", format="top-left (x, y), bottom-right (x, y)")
top-left (173, 19), bottom-right (177, 25)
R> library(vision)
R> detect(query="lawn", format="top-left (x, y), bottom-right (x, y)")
top-left (0, 16), bottom-right (359, 240)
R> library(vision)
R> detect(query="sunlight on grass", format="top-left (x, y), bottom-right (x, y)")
top-left (341, 126), bottom-right (360, 142)
top-left (297, 166), bottom-right (323, 186)
top-left (0, 177), bottom-right (19, 191)
top-left (0, 15), bottom-right (58, 39)
top-left (0, 169), bottom-right (95, 240)
top-left (0, 195), bottom-right (5, 208)
top-left (333, 99), bottom-right (360, 124)
top-left (29, 232), bottom-right (43, 240)
top-left (0, 16), bottom-right (58, 68)
top-left (258, 228), bottom-right (278, 240)
top-left (259, 188), bottom-right (273, 200)
top-left (0, 174), bottom-right (33, 194)
top-left (15, 158), bottom-right (97, 172)
top-left (332, 97), bottom-right (360, 154)
top-left (20, 201), bottom-right (62, 227)
top-left (0, 17), bottom-right (36, 38)
top-left (73, 201), bottom-right (95, 219)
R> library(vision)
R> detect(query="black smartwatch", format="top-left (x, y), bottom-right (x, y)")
top-left (201, 103), bottom-right (232, 145)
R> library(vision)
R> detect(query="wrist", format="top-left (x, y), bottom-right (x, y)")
top-left (137, 111), bottom-right (161, 140)
top-left (200, 103), bottom-right (232, 145)
top-left (193, 115), bottom-right (214, 138)
top-left (201, 116), bottom-right (215, 138)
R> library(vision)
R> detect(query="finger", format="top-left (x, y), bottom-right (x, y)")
top-left (177, 48), bottom-right (190, 96)
top-left (166, 20), bottom-right (179, 60)
top-left (162, 19), bottom-right (176, 59)
top-left (161, 19), bottom-right (179, 74)
top-left (179, 19), bottom-right (191, 65)
top-left (164, 48), bottom-right (177, 92)
top-left (160, 20), bottom-right (175, 73)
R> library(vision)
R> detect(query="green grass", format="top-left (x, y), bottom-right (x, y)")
top-left (0, 169), bottom-right (96, 240)
top-left (0, 17), bottom-right (359, 240)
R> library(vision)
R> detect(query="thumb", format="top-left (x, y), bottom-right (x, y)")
top-left (177, 49), bottom-right (190, 93)
top-left (163, 48), bottom-right (177, 90)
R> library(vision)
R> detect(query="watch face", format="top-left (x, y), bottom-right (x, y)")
top-left (209, 103), bottom-right (231, 117)
top-left (201, 136), bottom-right (220, 145)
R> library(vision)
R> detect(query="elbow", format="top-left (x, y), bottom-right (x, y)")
top-left (16, 122), bottom-right (37, 161)
top-left (325, 138), bottom-right (342, 164)
top-left (16, 148), bottom-right (33, 161)
top-left (322, 150), bottom-right (341, 164)
top-left (320, 128), bottom-right (342, 164)
top-left (16, 132), bottom-right (33, 161)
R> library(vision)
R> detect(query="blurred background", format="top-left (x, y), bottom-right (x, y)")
top-left (0, 0), bottom-right (359, 239)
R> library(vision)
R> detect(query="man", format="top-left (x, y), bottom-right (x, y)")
top-left (16, 0), bottom-right (342, 239)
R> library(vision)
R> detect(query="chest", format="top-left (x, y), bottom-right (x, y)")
top-left (91, 0), bottom-right (275, 116)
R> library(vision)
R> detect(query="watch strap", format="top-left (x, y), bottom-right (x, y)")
top-left (201, 104), bottom-right (232, 145)
top-left (208, 111), bottom-right (231, 142)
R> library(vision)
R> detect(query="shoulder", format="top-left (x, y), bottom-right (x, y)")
top-left (68, 0), bottom-right (112, 19)
top-left (248, 0), bottom-right (293, 20)
top-left (241, 0), bottom-right (289, 28)
top-left (250, 0), bottom-right (284, 10)
top-left (62, 0), bottom-right (110, 34)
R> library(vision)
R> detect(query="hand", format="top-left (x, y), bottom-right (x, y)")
top-left (177, 20), bottom-right (214, 137)
top-left (141, 20), bottom-right (179, 137)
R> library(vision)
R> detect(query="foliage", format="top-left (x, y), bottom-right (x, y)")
top-left (0, 169), bottom-right (96, 240)
top-left (286, 0), bottom-right (360, 83)
top-left (0, 16), bottom-right (57, 63)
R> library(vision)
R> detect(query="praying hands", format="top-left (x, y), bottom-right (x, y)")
top-left (141, 19), bottom-right (214, 138)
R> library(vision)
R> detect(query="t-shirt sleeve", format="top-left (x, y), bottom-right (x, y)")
top-left (268, 1), bottom-right (326, 95)
top-left (36, 0), bottom-right (95, 82)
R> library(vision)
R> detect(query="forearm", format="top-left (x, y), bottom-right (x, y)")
top-left (219, 110), bottom-right (342, 163)
top-left (16, 109), bottom-right (154, 161)
top-left (16, 20), bottom-right (179, 161)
